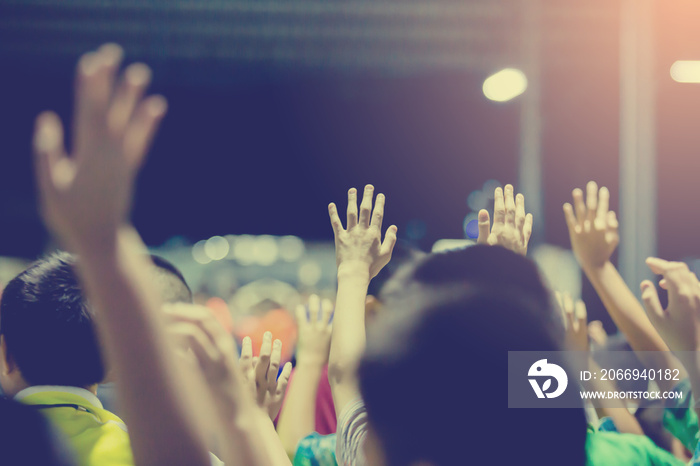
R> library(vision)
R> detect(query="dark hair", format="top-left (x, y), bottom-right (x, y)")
top-left (360, 246), bottom-right (587, 466)
top-left (0, 252), bottom-right (104, 387)
top-left (0, 398), bottom-right (76, 465)
top-left (150, 254), bottom-right (193, 304)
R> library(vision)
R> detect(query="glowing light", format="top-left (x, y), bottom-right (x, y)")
top-left (204, 236), bottom-right (230, 261)
top-left (192, 240), bottom-right (211, 265)
top-left (253, 235), bottom-right (279, 266)
top-left (278, 236), bottom-right (305, 262)
top-left (465, 219), bottom-right (479, 239)
top-left (233, 235), bottom-right (256, 265)
top-left (432, 239), bottom-right (474, 253)
top-left (483, 68), bottom-right (528, 102)
top-left (670, 61), bottom-right (700, 83)
top-left (298, 261), bottom-right (322, 286)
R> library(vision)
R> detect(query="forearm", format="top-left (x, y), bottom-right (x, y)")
top-left (74, 227), bottom-right (209, 466)
top-left (276, 362), bottom-right (323, 457)
top-left (585, 359), bottom-right (643, 435)
top-left (584, 261), bottom-right (686, 390)
top-left (328, 262), bottom-right (370, 417)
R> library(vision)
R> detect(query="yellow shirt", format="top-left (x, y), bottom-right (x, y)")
top-left (15, 386), bottom-right (134, 466)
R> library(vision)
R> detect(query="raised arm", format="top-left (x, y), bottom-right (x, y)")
top-left (277, 295), bottom-right (333, 458)
top-left (33, 44), bottom-right (209, 466)
top-left (563, 181), bottom-right (685, 391)
top-left (641, 258), bottom-right (700, 424)
top-left (327, 185), bottom-right (397, 417)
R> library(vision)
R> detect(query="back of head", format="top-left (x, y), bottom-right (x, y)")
top-left (0, 251), bottom-right (104, 388)
top-left (150, 254), bottom-right (193, 304)
top-left (361, 246), bottom-right (586, 465)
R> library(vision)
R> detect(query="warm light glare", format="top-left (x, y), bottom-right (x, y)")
top-left (670, 61), bottom-right (700, 83)
top-left (483, 68), bottom-right (528, 102)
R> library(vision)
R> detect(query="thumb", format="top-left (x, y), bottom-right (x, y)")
top-left (640, 280), bottom-right (664, 323)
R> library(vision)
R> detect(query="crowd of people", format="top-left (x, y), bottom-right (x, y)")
top-left (2, 42), bottom-right (700, 466)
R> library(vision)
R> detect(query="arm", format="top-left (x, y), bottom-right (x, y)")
top-left (277, 295), bottom-right (333, 457)
top-left (327, 185), bottom-right (397, 418)
top-left (641, 258), bottom-right (700, 424)
top-left (556, 292), bottom-right (644, 435)
top-left (32, 44), bottom-right (209, 465)
top-left (166, 304), bottom-right (293, 466)
top-left (563, 181), bottom-right (685, 391)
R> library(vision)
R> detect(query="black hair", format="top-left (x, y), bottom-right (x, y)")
top-left (0, 252), bottom-right (104, 387)
top-left (360, 246), bottom-right (587, 466)
top-left (150, 254), bottom-right (193, 304)
top-left (0, 398), bottom-right (76, 465)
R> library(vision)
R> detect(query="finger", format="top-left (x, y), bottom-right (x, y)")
top-left (267, 339), bottom-right (282, 394)
top-left (504, 184), bottom-right (516, 228)
top-left (596, 186), bottom-right (609, 222)
top-left (123, 95), bottom-right (167, 171)
top-left (358, 184), bottom-right (374, 227)
top-left (554, 291), bottom-right (564, 311)
top-left (523, 214), bottom-right (533, 247)
top-left (73, 46), bottom-right (123, 156)
top-left (607, 210), bottom-right (618, 230)
top-left (476, 210), bottom-right (490, 245)
top-left (107, 62), bottom-right (152, 135)
top-left (255, 331), bottom-right (273, 392)
top-left (640, 280), bottom-right (665, 322)
top-left (346, 188), bottom-right (358, 229)
top-left (572, 188), bottom-right (586, 226)
top-left (659, 278), bottom-right (668, 290)
top-left (563, 203), bottom-right (578, 232)
top-left (515, 193), bottom-right (525, 231)
top-left (321, 298), bottom-right (334, 326)
top-left (493, 186), bottom-right (505, 225)
top-left (645, 257), bottom-right (674, 275)
top-left (308, 294), bottom-right (320, 324)
top-left (33, 112), bottom-right (68, 194)
top-left (276, 362), bottom-right (293, 397)
top-left (575, 300), bottom-right (587, 331)
top-left (185, 325), bottom-right (220, 370)
top-left (563, 293), bottom-right (575, 329)
top-left (239, 336), bottom-right (254, 372)
top-left (379, 225), bottom-right (398, 257)
top-left (586, 181), bottom-right (598, 223)
top-left (370, 193), bottom-right (385, 230)
top-left (328, 203), bottom-right (344, 236)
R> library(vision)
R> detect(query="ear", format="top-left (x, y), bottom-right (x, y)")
top-left (0, 335), bottom-right (18, 375)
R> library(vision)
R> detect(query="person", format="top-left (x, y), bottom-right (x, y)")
top-left (0, 251), bottom-right (135, 465)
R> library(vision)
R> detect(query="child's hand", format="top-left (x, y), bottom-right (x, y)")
top-left (33, 44), bottom-right (166, 250)
top-left (476, 184), bottom-right (533, 255)
top-left (641, 258), bottom-right (700, 353)
top-left (563, 181), bottom-right (619, 270)
top-left (240, 333), bottom-right (292, 421)
top-left (328, 185), bottom-right (398, 278)
top-left (556, 292), bottom-right (589, 351)
top-left (295, 295), bottom-right (333, 367)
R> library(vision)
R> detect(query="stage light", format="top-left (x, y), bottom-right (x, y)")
top-left (483, 68), bottom-right (528, 102)
top-left (204, 235), bottom-right (229, 261)
top-left (670, 61), bottom-right (700, 83)
top-left (192, 240), bottom-right (211, 265)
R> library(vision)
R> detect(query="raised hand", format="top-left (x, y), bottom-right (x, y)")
top-left (556, 292), bottom-right (588, 352)
top-left (476, 184), bottom-right (533, 255)
top-left (33, 43), bottom-right (167, 249)
top-left (328, 185), bottom-right (398, 279)
top-left (295, 295), bottom-right (333, 367)
top-left (563, 181), bottom-right (619, 270)
top-left (239, 333), bottom-right (292, 421)
top-left (641, 258), bottom-right (700, 353)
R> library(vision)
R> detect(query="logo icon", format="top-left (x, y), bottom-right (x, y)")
top-left (528, 359), bottom-right (568, 399)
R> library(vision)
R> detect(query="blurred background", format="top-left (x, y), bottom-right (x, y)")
top-left (1, 0), bottom-right (700, 342)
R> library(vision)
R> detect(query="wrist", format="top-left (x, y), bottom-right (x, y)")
top-left (581, 260), bottom-right (613, 277)
top-left (295, 357), bottom-right (326, 371)
top-left (337, 261), bottom-right (371, 281)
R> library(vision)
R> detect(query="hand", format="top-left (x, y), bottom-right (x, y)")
top-left (588, 321), bottom-right (608, 348)
top-left (328, 185), bottom-right (398, 279)
top-left (641, 258), bottom-right (700, 353)
top-left (164, 303), bottom-right (248, 417)
top-left (563, 181), bottom-right (619, 270)
top-left (556, 292), bottom-right (588, 351)
top-left (240, 333), bottom-right (292, 421)
top-left (476, 184), bottom-right (533, 255)
top-left (295, 295), bottom-right (333, 367)
top-left (33, 44), bottom-right (167, 249)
